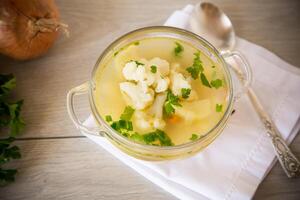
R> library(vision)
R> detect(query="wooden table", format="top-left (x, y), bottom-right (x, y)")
top-left (1, 0), bottom-right (300, 199)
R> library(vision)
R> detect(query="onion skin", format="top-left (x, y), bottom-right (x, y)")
top-left (0, 0), bottom-right (60, 60)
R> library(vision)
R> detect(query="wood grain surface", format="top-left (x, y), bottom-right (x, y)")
top-left (0, 0), bottom-right (300, 199)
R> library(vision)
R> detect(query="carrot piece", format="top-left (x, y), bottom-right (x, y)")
top-left (168, 115), bottom-right (181, 123)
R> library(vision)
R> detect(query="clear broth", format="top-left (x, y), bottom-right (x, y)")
top-left (94, 37), bottom-right (229, 145)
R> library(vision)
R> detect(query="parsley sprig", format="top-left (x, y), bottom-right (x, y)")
top-left (174, 42), bottom-right (184, 57)
top-left (0, 74), bottom-right (25, 186)
top-left (130, 129), bottom-right (173, 146)
top-left (163, 90), bottom-right (182, 116)
top-left (186, 52), bottom-right (223, 89)
top-left (186, 52), bottom-right (203, 79)
top-left (181, 88), bottom-right (191, 99)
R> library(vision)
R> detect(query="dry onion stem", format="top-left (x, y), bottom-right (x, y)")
top-left (0, 0), bottom-right (68, 60)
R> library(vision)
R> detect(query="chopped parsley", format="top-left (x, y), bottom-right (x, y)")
top-left (186, 52), bottom-right (223, 89)
top-left (105, 115), bottom-right (112, 122)
top-left (164, 90), bottom-right (182, 116)
top-left (150, 65), bottom-right (157, 73)
top-left (201, 77), bottom-right (223, 89)
top-left (216, 104), bottom-right (223, 112)
top-left (189, 134), bottom-right (198, 141)
top-left (211, 79), bottom-right (223, 89)
top-left (113, 51), bottom-right (119, 57)
top-left (174, 42), bottom-right (184, 56)
top-left (200, 73), bottom-right (211, 88)
top-left (130, 132), bottom-right (144, 143)
top-left (133, 41), bottom-right (140, 45)
top-left (105, 107), bottom-right (173, 146)
top-left (143, 129), bottom-right (173, 146)
top-left (181, 88), bottom-right (191, 99)
top-left (186, 52), bottom-right (204, 79)
top-left (105, 106), bottom-right (135, 137)
top-left (113, 48), bottom-right (124, 57)
top-left (111, 119), bottom-right (133, 133)
top-left (134, 60), bottom-right (144, 66)
top-left (120, 106), bottom-right (135, 121)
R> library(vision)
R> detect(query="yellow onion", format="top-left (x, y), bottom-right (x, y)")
top-left (0, 0), bottom-right (67, 60)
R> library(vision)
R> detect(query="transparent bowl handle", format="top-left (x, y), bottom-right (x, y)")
top-left (222, 51), bottom-right (253, 101)
top-left (66, 82), bottom-right (104, 136)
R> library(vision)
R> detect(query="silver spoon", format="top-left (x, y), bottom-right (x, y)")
top-left (190, 2), bottom-right (300, 178)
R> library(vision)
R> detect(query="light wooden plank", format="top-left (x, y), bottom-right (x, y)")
top-left (0, 138), bottom-right (299, 199)
top-left (0, 138), bottom-right (174, 200)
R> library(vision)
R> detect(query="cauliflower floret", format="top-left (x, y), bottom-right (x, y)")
top-left (148, 92), bottom-right (167, 119)
top-left (122, 58), bottom-right (171, 93)
top-left (120, 82), bottom-right (154, 110)
top-left (145, 74), bottom-right (155, 86)
top-left (122, 61), bottom-right (138, 81)
top-left (122, 60), bottom-right (148, 82)
top-left (134, 93), bottom-right (167, 132)
top-left (170, 62), bottom-right (181, 72)
top-left (170, 71), bottom-right (191, 96)
top-left (153, 118), bottom-right (166, 129)
top-left (155, 77), bottom-right (170, 93)
top-left (148, 93), bottom-right (167, 129)
top-left (134, 111), bottom-right (152, 132)
top-left (149, 57), bottom-right (170, 76)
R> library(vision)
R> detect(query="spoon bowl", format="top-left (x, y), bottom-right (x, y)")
top-left (190, 2), bottom-right (235, 52)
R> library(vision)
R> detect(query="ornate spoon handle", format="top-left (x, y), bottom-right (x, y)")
top-left (247, 88), bottom-right (300, 178)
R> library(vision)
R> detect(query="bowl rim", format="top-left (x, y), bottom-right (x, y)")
top-left (88, 26), bottom-right (234, 152)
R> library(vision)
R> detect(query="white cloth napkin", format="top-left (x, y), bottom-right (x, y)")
top-left (81, 5), bottom-right (300, 200)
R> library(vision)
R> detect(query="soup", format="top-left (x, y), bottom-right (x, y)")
top-left (94, 37), bottom-right (229, 146)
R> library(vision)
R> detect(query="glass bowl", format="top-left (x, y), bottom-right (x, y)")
top-left (67, 26), bottom-right (252, 161)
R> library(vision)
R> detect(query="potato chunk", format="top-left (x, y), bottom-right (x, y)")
top-left (175, 99), bottom-right (212, 122)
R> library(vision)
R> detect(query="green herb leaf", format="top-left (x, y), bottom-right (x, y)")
top-left (212, 65), bottom-right (216, 68)
top-left (113, 51), bottom-right (119, 57)
top-left (164, 90), bottom-right (182, 116)
top-left (150, 65), bottom-right (157, 73)
top-left (0, 137), bottom-right (21, 186)
top-left (174, 42), bottom-right (184, 56)
top-left (200, 73), bottom-right (211, 88)
top-left (211, 79), bottom-right (223, 89)
top-left (0, 74), bottom-right (16, 99)
top-left (120, 106), bottom-right (135, 121)
top-left (105, 115), bottom-right (112, 122)
top-left (0, 145), bottom-right (21, 165)
top-left (189, 134), bottom-right (199, 141)
top-left (155, 129), bottom-right (173, 146)
top-left (133, 41), bottom-right (140, 46)
top-left (7, 100), bottom-right (25, 137)
top-left (134, 61), bottom-right (144, 66)
top-left (0, 74), bottom-right (24, 186)
top-left (0, 168), bottom-right (18, 186)
top-left (181, 88), bottom-right (191, 99)
top-left (143, 129), bottom-right (173, 146)
top-left (130, 132), bottom-right (144, 142)
top-left (186, 52), bottom-right (203, 79)
top-left (216, 104), bottom-right (223, 112)
top-left (143, 132), bottom-right (157, 144)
